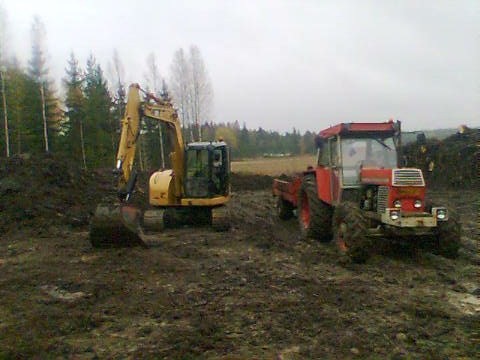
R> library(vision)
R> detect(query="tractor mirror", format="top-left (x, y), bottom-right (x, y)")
top-left (393, 120), bottom-right (401, 134)
top-left (315, 136), bottom-right (325, 149)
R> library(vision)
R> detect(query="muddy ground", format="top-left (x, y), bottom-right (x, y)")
top-left (0, 157), bottom-right (479, 359)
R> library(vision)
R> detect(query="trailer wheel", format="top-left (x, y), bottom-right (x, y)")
top-left (297, 175), bottom-right (332, 241)
top-left (332, 202), bottom-right (371, 263)
top-left (433, 216), bottom-right (461, 259)
top-left (276, 197), bottom-right (294, 220)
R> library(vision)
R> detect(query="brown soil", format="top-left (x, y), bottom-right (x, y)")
top-left (0, 155), bottom-right (479, 358)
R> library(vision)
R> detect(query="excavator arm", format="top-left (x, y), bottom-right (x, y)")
top-left (115, 83), bottom-right (184, 201)
top-left (90, 83), bottom-right (184, 247)
top-left (142, 92), bottom-right (184, 200)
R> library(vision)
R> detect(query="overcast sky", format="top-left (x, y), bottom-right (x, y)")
top-left (1, 0), bottom-right (479, 132)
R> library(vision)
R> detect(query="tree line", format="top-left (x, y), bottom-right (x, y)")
top-left (0, 11), bottom-right (317, 172)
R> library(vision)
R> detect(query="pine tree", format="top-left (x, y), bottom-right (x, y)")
top-left (63, 52), bottom-right (87, 167)
top-left (238, 122), bottom-right (251, 158)
top-left (5, 61), bottom-right (29, 155)
top-left (83, 55), bottom-right (113, 168)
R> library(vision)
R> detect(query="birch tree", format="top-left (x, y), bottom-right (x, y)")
top-left (0, 5), bottom-right (9, 157)
top-left (188, 45), bottom-right (213, 142)
top-left (0, 5), bottom-right (7, 64)
top-left (108, 49), bottom-right (125, 163)
top-left (169, 48), bottom-right (192, 142)
top-left (28, 16), bottom-right (58, 153)
top-left (169, 46), bottom-right (213, 142)
top-left (144, 52), bottom-right (166, 168)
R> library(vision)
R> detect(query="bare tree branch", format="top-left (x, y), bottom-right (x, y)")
top-left (169, 45), bottom-right (213, 142)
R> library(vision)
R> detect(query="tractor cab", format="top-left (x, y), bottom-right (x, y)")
top-left (184, 141), bottom-right (230, 198)
top-left (316, 121), bottom-right (401, 189)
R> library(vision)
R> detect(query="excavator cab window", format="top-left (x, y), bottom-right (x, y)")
top-left (185, 148), bottom-right (210, 197)
top-left (184, 144), bottom-right (230, 198)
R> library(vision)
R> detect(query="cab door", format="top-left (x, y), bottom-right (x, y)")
top-left (210, 146), bottom-right (229, 196)
top-left (329, 137), bottom-right (341, 204)
top-left (184, 147), bottom-right (209, 198)
top-left (315, 136), bottom-right (337, 205)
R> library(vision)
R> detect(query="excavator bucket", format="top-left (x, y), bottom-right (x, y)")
top-left (89, 204), bottom-right (147, 248)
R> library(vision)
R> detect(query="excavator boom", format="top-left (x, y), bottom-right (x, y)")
top-left (89, 84), bottom-right (183, 247)
top-left (116, 84), bottom-right (142, 199)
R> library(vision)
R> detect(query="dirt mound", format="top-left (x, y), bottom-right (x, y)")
top-left (0, 156), bottom-right (275, 234)
top-left (0, 154), bottom-right (108, 233)
top-left (231, 172), bottom-right (273, 191)
top-left (403, 128), bottom-right (479, 188)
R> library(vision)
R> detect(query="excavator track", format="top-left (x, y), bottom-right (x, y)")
top-left (211, 205), bottom-right (231, 232)
top-left (89, 203), bottom-right (147, 248)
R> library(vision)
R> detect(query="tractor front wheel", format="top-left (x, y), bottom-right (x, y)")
top-left (433, 216), bottom-right (461, 259)
top-left (297, 175), bottom-right (332, 241)
top-left (332, 202), bottom-right (372, 263)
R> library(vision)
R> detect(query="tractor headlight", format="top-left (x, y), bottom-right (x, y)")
top-left (393, 200), bottom-right (402, 208)
top-left (390, 210), bottom-right (400, 220)
top-left (414, 200), bottom-right (422, 208)
top-left (436, 208), bottom-right (447, 220)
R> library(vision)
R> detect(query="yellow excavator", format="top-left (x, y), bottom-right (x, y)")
top-left (89, 83), bottom-right (231, 247)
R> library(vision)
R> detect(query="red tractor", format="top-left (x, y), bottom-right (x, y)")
top-left (273, 120), bottom-right (461, 262)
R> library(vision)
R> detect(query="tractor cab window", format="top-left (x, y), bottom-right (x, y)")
top-left (330, 138), bottom-right (338, 165)
top-left (341, 136), bottom-right (398, 185)
top-left (318, 137), bottom-right (337, 166)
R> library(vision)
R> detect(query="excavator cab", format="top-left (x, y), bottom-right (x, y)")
top-left (184, 141), bottom-right (230, 198)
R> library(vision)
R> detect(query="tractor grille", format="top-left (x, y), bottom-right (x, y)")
top-left (377, 186), bottom-right (389, 213)
top-left (392, 169), bottom-right (425, 187)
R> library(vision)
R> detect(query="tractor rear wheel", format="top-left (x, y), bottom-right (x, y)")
top-left (432, 216), bottom-right (461, 259)
top-left (276, 197), bottom-right (294, 220)
top-left (332, 201), bottom-right (372, 263)
top-left (297, 175), bottom-right (332, 241)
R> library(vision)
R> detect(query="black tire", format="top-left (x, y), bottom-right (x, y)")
top-left (297, 175), bottom-right (332, 241)
top-left (433, 216), bottom-right (461, 259)
top-left (276, 197), bottom-right (294, 220)
top-left (332, 201), bottom-right (372, 263)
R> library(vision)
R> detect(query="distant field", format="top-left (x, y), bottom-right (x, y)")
top-left (231, 154), bottom-right (316, 176)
